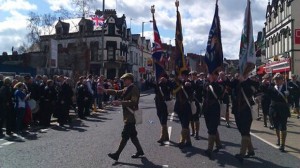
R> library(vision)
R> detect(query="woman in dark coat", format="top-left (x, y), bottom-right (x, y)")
top-left (174, 70), bottom-right (194, 148)
top-left (231, 74), bottom-right (259, 163)
top-left (40, 80), bottom-right (57, 127)
top-left (149, 75), bottom-right (175, 144)
top-left (268, 73), bottom-right (290, 152)
top-left (259, 74), bottom-right (273, 128)
top-left (202, 72), bottom-right (223, 159)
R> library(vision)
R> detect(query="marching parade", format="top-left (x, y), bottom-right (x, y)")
top-left (1, 0), bottom-right (300, 167)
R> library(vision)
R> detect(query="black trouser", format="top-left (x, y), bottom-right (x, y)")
top-left (234, 108), bottom-right (252, 136)
top-left (177, 102), bottom-right (192, 129)
top-left (0, 110), bottom-right (4, 134)
top-left (57, 103), bottom-right (69, 124)
top-left (5, 107), bottom-right (16, 134)
top-left (291, 96), bottom-right (300, 108)
top-left (77, 100), bottom-right (89, 118)
top-left (155, 101), bottom-right (168, 125)
top-left (40, 101), bottom-right (53, 126)
top-left (203, 103), bottom-right (220, 135)
top-left (77, 100), bottom-right (84, 118)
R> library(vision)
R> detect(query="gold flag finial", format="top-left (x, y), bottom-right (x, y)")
top-left (151, 5), bottom-right (155, 14)
top-left (175, 0), bottom-right (179, 8)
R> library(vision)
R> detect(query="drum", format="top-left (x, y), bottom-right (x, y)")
top-left (28, 99), bottom-right (39, 113)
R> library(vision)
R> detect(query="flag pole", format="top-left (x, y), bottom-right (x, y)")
top-left (151, 5), bottom-right (156, 82)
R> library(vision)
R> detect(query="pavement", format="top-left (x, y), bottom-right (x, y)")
top-left (226, 105), bottom-right (300, 159)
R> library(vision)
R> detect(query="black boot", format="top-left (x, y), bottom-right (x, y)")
top-left (204, 149), bottom-right (212, 160)
top-left (108, 138), bottom-right (128, 161)
top-left (244, 151), bottom-right (255, 158)
top-left (131, 137), bottom-right (144, 158)
top-left (108, 153), bottom-right (119, 161)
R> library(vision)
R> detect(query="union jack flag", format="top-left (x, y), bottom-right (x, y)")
top-left (152, 12), bottom-right (167, 81)
top-left (91, 15), bottom-right (106, 28)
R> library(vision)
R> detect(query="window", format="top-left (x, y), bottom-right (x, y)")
top-left (108, 23), bottom-right (115, 35)
top-left (56, 27), bottom-right (62, 35)
top-left (90, 41), bottom-right (99, 61)
top-left (58, 44), bottom-right (63, 53)
top-left (107, 46), bottom-right (114, 61)
top-left (135, 53), bottom-right (138, 64)
top-left (79, 25), bottom-right (84, 34)
top-left (130, 51), bottom-right (133, 63)
top-left (123, 27), bottom-right (126, 38)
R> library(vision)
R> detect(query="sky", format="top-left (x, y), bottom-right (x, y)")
top-left (0, 0), bottom-right (269, 59)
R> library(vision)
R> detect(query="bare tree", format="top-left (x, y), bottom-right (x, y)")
top-left (26, 12), bottom-right (57, 46)
top-left (71, 0), bottom-right (97, 17)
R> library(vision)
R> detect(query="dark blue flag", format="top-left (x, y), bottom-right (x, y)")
top-left (205, 2), bottom-right (223, 74)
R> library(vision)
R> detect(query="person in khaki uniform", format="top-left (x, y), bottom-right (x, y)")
top-left (105, 73), bottom-right (144, 162)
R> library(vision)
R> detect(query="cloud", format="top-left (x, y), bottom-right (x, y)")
top-left (0, 11), bottom-right (28, 32)
top-left (0, 0), bottom-right (269, 59)
top-left (0, 0), bottom-right (37, 11)
top-left (112, 0), bottom-right (268, 59)
top-left (0, 10), bottom-right (29, 53)
top-left (45, 0), bottom-right (73, 11)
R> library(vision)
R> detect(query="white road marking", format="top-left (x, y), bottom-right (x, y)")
top-left (162, 165), bottom-right (169, 167)
top-left (250, 132), bottom-right (279, 149)
top-left (1, 142), bottom-right (14, 146)
top-left (225, 117), bottom-right (280, 149)
top-left (164, 126), bottom-right (172, 147)
top-left (170, 112), bottom-right (175, 121)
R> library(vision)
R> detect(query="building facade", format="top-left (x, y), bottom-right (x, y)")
top-left (39, 9), bottom-right (152, 80)
top-left (264, 0), bottom-right (300, 76)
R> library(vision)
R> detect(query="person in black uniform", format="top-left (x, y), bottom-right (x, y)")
top-left (232, 74), bottom-right (259, 163)
top-left (189, 71), bottom-right (203, 140)
top-left (288, 74), bottom-right (300, 119)
top-left (260, 74), bottom-right (273, 128)
top-left (174, 70), bottom-right (193, 148)
top-left (76, 80), bottom-right (90, 120)
top-left (0, 77), bottom-right (14, 136)
top-left (40, 80), bottom-right (57, 127)
top-left (269, 73), bottom-right (290, 152)
top-left (149, 74), bottom-right (175, 144)
top-left (202, 72), bottom-right (223, 159)
top-left (57, 77), bottom-right (74, 126)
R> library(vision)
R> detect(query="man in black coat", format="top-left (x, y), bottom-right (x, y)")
top-left (0, 77), bottom-right (14, 136)
top-left (288, 74), bottom-right (300, 119)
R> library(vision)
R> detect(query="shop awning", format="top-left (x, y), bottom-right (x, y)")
top-left (265, 58), bottom-right (290, 74)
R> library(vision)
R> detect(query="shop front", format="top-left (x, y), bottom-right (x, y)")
top-left (264, 58), bottom-right (290, 78)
